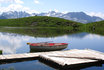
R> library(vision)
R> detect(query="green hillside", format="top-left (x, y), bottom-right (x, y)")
top-left (87, 20), bottom-right (104, 30)
top-left (87, 20), bottom-right (104, 27)
top-left (0, 16), bottom-right (82, 28)
top-left (86, 20), bottom-right (104, 35)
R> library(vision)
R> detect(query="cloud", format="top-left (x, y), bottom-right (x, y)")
top-left (0, 0), bottom-right (39, 14)
top-left (0, 32), bottom-right (31, 54)
top-left (84, 34), bottom-right (100, 39)
top-left (0, 4), bottom-right (39, 14)
top-left (5, 4), bottom-right (23, 11)
top-left (86, 12), bottom-right (104, 19)
top-left (48, 9), bottom-right (59, 13)
top-left (14, 0), bottom-right (24, 4)
top-left (62, 11), bottom-right (68, 14)
top-left (34, 0), bottom-right (40, 4)
top-left (0, 0), bottom-right (24, 4)
top-left (0, 0), bottom-right (11, 3)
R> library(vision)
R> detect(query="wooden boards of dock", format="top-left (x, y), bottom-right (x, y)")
top-left (0, 49), bottom-right (104, 69)
top-left (39, 49), bottom-right (104, 67)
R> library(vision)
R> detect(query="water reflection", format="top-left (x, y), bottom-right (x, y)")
top-left (0, 32), bottom-right (70, 54)
top-left (0, 31), bottom-right (104, 54)
top-left (0, 60), bottom-right (54, 70)
top-left (0, 32), bottom-right (30, 54)
top-left (1, 67), bottom-right (15, 70)
top-left (0, 27), bottom-right (80, 37)
top-left (68, 32), bottom-right (88, 38)
top-left (0, 30), bottom-right (104, 70)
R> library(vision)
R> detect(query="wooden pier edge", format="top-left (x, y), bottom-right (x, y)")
top-left (0, 56), bottom-right (39, 64)
top-left (0, 49), bottom-right (104, 69)
top-left (39, 55), bottom-right (104, 70)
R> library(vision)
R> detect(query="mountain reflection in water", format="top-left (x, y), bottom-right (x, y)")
top-left (0, 31), bottom-right (104, 54)
top-left (0, 27), bottom-right (104, 70)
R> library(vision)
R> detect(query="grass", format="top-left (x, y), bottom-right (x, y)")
top-left (0, 16), bottom-right (82, 28)
top-left (0, 16), bottom-right (104, 36)
top-left (85, 20), bottom-right (104, 35)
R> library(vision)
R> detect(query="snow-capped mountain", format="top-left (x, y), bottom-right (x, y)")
top-left (0, 16), bottom-right (7, 19)
top-left (61, 12), bottom-right (103, 23)
top-left (37, 11), bottom-right (103, 23)
top-left (1, 11), bottom-right (30, 19)
top-left (36, 11), bottom-right (63, 17)
top-left (0, 11), bottom-right (103, 23)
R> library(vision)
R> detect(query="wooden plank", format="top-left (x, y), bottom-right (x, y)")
top-left (39, 49), bottom-right (104, 66)
top-left (0, 55), bottom-right (6, 59)
top-left (39, 55), bottom-right (97, 66)
top-left (0, 49), bottom-right (104, 67)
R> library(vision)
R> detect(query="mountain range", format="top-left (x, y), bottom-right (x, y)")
top-left (0, 11), bottom-right (103, 23)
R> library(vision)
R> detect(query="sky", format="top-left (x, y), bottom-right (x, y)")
top-left (0, 0), bottom-right (104, 18)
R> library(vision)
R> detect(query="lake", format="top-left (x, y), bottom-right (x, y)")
top-left (0, 27), bottom-right (104, 70)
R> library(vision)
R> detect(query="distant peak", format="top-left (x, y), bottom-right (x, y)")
top-left (48, 11), bottom-right (56, 13)
top-left (0, 11), bottom-right (103, 23)
top-left (67, 12), bottom-right (85, 14)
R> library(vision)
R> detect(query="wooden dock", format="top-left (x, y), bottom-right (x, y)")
top-left (0, 49), bottom-right (104, 69)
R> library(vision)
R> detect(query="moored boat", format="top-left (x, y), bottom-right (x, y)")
top-left (27, 42), bottom-right (68, 52)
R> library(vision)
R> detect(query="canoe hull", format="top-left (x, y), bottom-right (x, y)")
top-left (30, 44), bottom-right (68, 52)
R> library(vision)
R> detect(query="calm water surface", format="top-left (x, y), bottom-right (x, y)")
top-left (0, 30), bottom-right (104, 70)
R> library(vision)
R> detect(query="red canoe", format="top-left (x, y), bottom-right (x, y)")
top-left (27, 43), bottom-right (68, 52)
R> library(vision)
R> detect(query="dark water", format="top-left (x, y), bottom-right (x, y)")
top-left (0, 28), bottom-right (104, 70)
